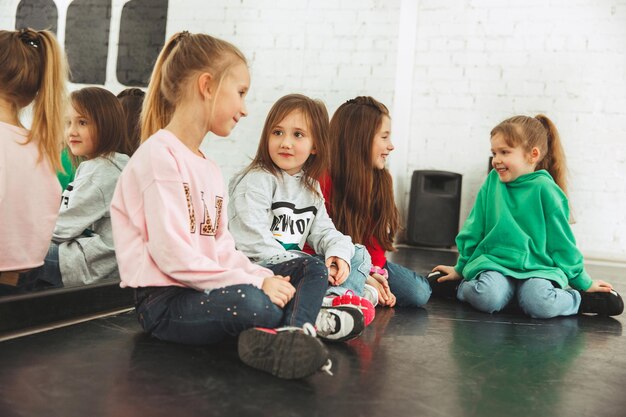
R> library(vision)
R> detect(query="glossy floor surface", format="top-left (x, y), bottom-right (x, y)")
top-left (1, 247), bottom-right (625, 417)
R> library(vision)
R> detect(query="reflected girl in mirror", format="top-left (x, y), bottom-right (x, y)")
top-left (17, 87), bottom-right (133, 291)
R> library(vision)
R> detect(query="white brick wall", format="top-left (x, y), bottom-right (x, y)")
top-left (405, 0), bottom-right (626, 262)
top-left (2, 0), bottom-right (624, 262)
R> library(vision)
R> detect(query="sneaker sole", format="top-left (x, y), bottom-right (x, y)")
top-left (238, 329), bottom-right (329, 379)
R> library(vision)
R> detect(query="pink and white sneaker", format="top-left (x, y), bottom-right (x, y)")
top-left (330, 290), bottom-right (376, 326)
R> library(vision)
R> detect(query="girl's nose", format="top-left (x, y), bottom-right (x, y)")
top-left (240, 102), bottom-right (248, 118)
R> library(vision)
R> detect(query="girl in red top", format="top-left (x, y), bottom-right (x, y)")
top-left (321, 96), bottom-right (431, 307)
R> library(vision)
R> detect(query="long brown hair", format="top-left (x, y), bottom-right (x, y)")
top-left (490, 114), bottom-right (568, 194)
top-left (141, 31), bottom-right (246, 141)
top-left (0, 28), bottom-right (68, 171)
top-left (117, 88), bottom-right (145, 155)
top-left (69, 87), bottom-right (132, 166)
top-left (244, 94), bottom-right (329, 195)
top-left (328, 96), bottom-right (399, 251)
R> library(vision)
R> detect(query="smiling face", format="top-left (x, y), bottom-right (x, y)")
top-left (66, 105), bottom-right (96, 159)
top-left (371, 115), bottom-right (393, 170)
top-left (490, 132), bottom-right (539, 182)
top-left (209, 61), bottom-right (250, 137)
top-left (268, 109), bottom-right (316, 175)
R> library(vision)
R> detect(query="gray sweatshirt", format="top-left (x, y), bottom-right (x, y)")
top-left (53, 153), bottom-right (129, 286)
top-left (228, 168), bottom-right (354, 266)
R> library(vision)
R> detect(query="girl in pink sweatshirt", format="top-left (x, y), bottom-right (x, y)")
top-left (0, 29), bottom-right (68, 292)
top-left (110, 31), bottom-right (331, 379)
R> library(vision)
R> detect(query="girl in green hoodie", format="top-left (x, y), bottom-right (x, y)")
top-left (432, 115), bottom-right (623, 318)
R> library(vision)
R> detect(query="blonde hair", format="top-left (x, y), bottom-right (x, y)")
top-left (0, 28), bottom-right (68, 171)
top-left (244, 94), bottom-right (329, 195)
top-left (491, 114), bottom-right (568, 194)
top-left (141, 31), bottom-right (246, 141)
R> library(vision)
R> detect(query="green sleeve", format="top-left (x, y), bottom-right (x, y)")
top-left (56, 147), bottom-right (76, 191)
top-left (545, 196), bottom-right (592, 291)
top-left (454, 181), bottom-right (487, 277)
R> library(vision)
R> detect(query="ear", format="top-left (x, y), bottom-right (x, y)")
top-left (529, 146), bottom-right (541, 163)
top-left (197, 72), bottom-right (214, 100)
top-left (310, 146), bottom-right (317, 155)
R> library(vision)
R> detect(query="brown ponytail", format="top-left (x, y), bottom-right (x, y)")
top-left (534, 114), bottom-right (568, 195)
top-left (0, 29), bottom-right (68, 171)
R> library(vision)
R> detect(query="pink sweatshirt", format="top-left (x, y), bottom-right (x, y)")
top-left (0, 122), bottom-right (60, 270)
top-left (110, 129), bottom-right (271, 291)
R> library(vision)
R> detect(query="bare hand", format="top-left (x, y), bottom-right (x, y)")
top-left (432, 265), bottom-right (462, 282)
top-left (585, 279), bottom-right (613, 293)
top-left (261, 275), bottom-right (295, 308)
top-left (367, 274), bottom-right (396, 307)
top-left (327, 256), bottom-right (350, 286)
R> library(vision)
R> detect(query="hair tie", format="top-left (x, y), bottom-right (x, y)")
top-left (175, 31), bottom-right (191, 43)
top-left (18, 28), bottom-right (40, 48)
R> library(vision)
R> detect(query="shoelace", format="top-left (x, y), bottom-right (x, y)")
top-left (316, 310), bottom-right (337, 334)
top-left (320, 359), bottom-right (333, 376)
top-left (302, 322), bottom-right (317, 337)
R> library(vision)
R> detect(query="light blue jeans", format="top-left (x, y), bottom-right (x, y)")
top-left (385, 261), bottom-right (431, 308)
top-left (457, 270), bottom-right (581, 318)
top-left (322, 244), bottom-right (372, 297)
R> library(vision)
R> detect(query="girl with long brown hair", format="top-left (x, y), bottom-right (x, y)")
top-left (15, 87), bottom-right (131, 292)
top-left (0, 28), bottom-right (68, 286)
top-left (432, 115), bottom-right (623, 318)
top-left (228, 94), bottom-right (372, 340)
top-left (323, 96), bottom-right (431, 308)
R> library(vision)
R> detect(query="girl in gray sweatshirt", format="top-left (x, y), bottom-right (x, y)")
top-left (20, 87), bottom-right (133, 290)
top-left (229, 94), bottom-right (372, 302)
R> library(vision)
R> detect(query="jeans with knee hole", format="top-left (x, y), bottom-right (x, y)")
top-left (134, 256), bottom-right (328, 345)
top-left (384, 261), bottom-right (432, 308)
top-left (457, 270), bottom-right (580, 318)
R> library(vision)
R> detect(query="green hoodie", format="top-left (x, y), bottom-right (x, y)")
top-left (454, 169), bottom-right (592, 291)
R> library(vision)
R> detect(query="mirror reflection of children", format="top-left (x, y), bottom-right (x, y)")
top-left (0, 29), bottom-right (68, 291)
top-left (433, 115), bottom-right (623, 318)
top-left (321, 96), bottom-right (432, 308)
top-left (111, 32), bottom-right (332, 379)
top-left (117, 88), bottom-right (145, 155)
top-left (19, 87), bottom-right (132, 290)
top-left (229, 94), bottom-right (371, 342)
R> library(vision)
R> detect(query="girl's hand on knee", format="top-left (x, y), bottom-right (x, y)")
top-left (262, 275), bottom-right (296, 307)
top-left (326, 257), bottom-right (349, 286)
top-left (367, 274), bottom-right (395, 306)
top-left (586, 279), bottom-right (613, 293)
top-left (432, 265), bottom-right (461, 282)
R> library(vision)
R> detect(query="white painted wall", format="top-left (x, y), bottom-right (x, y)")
top-left (2, 0), bottom-right (624, 261)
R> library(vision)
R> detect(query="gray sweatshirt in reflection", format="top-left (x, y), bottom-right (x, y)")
top-left (53, 152), bottom-right (129, 286)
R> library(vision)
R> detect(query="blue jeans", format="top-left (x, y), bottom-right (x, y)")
top-left (12, 243), bottom-right (63, 293)
top-left (323, 244), bottom-right (371, 297)
top-left (457, 270), bottom-right (581, 318)
top-left (135, 257), bottom-right (328, 345)
top-left (385, 261), bottom-right (431, 308)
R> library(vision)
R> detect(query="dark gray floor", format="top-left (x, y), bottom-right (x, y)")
top-left (1, 247), bottom-right (625, 417)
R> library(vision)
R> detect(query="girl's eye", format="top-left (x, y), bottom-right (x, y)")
top-left (294, 131), bottom-right (304, 138)
top-left (79, 120), bottom-right (88, 126)
top-left (272, 129), bottom-right (283, 136)
top-left (239, 91), bottom-right (245, 97)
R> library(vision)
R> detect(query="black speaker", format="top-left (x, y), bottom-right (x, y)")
top-left (407, 170), bottom-right (462, 247)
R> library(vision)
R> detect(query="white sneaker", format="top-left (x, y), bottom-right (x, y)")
top-left (315, 305), bottom-right (365, 342)
top-left (363, 284), bottom-right (379, 307)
